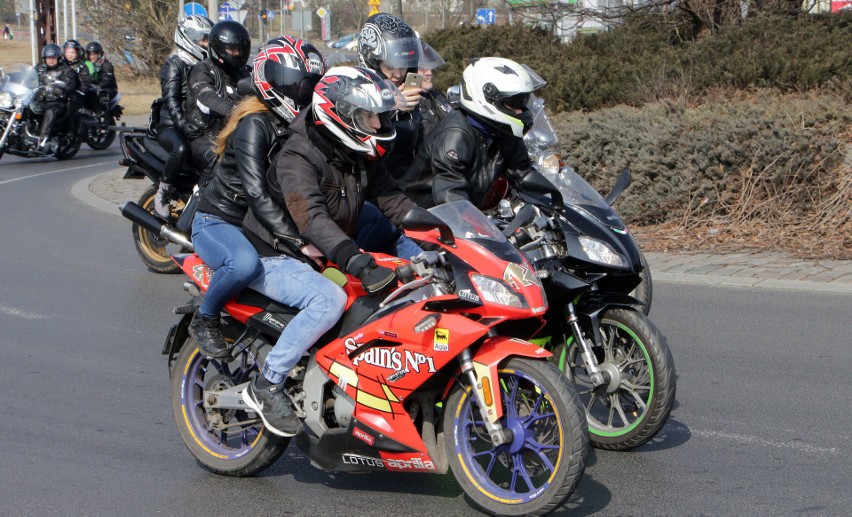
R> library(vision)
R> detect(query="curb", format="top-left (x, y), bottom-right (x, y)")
top-left (71, 170), bottom-right (124, 215)
top-left (654, 271), bottom-right (852, 295)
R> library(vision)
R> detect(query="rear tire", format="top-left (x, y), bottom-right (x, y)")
top-left (444, 358), bottom-right (588, 516)
top-left (171, 335), bottom-right (289, 476)
top-left (54, 137), bottom-right (80, 160)
top-left (131, 184), bottom-right (185, 274)
top-left (86, 112), bottom-right (116, 150)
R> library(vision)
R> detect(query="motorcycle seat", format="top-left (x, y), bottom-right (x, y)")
top-left (141, 135), bottom-right (172, 164)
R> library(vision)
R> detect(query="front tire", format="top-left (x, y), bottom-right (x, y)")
top-left (171, 335), bottom-right (289, 476)
top-left (54, 137), bottom-right (80, 160)
top-left (131, 184), bottom-right (185, 274)
top-left (559, 308), bottom-right (675, 451)
top-left (444, 358), bottom-right (588, 516)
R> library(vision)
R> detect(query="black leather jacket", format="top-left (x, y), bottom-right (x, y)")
top-left (92, 58), bottom-right (117, 91)
top-left (197, 111), bottom-right (304, 253)
top-left (385, 107), bottom-right (422, 181)
top-left (158, 55), bottom-right (193, 136)
top-left (400, 108), bottom-right (533, 208)
top-left (245, 109), bottom-right (415, 267)
top-left (185, 60), bottom-right (247, 138)
top-left (66, 59), bottom-right (92, 94)
top-left (419, 90), bottom-right (451, 136)
top-left (35, 63), bottom-right (79, 102)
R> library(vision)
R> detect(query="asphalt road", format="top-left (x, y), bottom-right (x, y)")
top-left (1, 146), bottom-right (850, 515)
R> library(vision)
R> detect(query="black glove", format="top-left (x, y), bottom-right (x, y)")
top-left (347, 253), bottom-right (396, 296)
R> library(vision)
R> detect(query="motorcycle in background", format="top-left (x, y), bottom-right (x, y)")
top-left (118, 120), bottom-right (198, 274)
top-left (0, 63), bottom-right (81, 160)
top-left (81, 87), bottom-right (123, 150)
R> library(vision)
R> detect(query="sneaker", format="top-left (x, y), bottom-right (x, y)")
top-left (188, 310), bottom-right (229, 359)
top-left (153, 182), bottom-right (172, 219)
top-left (242, 373), bottom-right (302, 437)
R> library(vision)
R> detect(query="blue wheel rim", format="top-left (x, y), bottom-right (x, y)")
top-left (453, 368), bottom-right (564, 505)
top-left (179, 347), bottom-right (264, 460)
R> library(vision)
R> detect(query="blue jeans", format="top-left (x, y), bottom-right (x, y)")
top-left (248, 256), bottom-right (347, 384)
top-left (356, 201), bottom-right (423, 260)
top-left (192, 212), bottom-right (263, 318)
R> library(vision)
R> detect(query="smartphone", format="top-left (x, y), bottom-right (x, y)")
top-left (404, 73), bottom-right (423, 89)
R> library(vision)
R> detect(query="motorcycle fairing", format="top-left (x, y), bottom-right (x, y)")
top-left (463, 336), bottom-right (553, 423)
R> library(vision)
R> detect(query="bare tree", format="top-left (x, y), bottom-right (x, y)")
top-left (79, 0), bottom-right (176, 73)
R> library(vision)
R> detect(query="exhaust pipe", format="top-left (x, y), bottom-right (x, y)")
top-left (119, 201), bottom-right (195, 252)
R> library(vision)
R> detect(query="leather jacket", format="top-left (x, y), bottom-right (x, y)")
top-left (400, 108), bottom-right (533, 209)
top-left (418, 90), bottom-right (451, 136)
top-left (158, 54), bottom-right (193, 136)
top-left (92, 58), bottom-right (117, 91)
top-left (385, 107), bottom-right (422, 181)
top-left (198, 111), bottom-right (304, 253)
top-left (66, 59), bottom-right (92, 94)
top-left (35, 63), bottom-right (79, 102)
top-left (185, 59), bottom-right (247, 139)
top-left (247, 108), bottom-right (415, 267)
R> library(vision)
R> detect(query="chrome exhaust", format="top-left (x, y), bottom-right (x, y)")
top-left (119, 201), bottom-right (194, 252)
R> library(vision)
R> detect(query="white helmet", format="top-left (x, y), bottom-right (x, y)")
top-left (312, 66), bottom-right (406, 160)
top-left (459, 57), bottom-right (546, 138)
top-left (175, 15), bottom-right (213, 62)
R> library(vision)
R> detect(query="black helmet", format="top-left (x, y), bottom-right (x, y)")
top-left (63, 39), bottom-right (83, 62)
top-left (85, 41), bottom-right (104, 60)
top-left (42, 43), bottom-right (63, 67)
top-left (357, 13), bottom-right (421, 75)
top-left (252, 36), bottom-right (326, 123)
top-left (208, 21), bottom-right (250, 73)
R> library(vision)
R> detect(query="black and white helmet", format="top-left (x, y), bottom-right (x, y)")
top-left (357, 13), bottom-right (421, 74)
top-left (312, 66), bottom-right (405, 160)
top-left (459, 57), bottom-right (546, 138)
top-left (175, 15), bottom-right (213, 62)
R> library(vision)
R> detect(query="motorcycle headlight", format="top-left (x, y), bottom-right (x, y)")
top-left (579, 236), bottom-right (628, 268)
top-left (471, 274), bottom-right (527, 308)
top-left (536, 150), bottom-right (562, 176)
top-left (0, 91), bottom-right (13, 109)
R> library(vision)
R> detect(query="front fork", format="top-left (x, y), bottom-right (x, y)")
top-left (458, 348), bottom-right (512, 446)
top-left (564, 302), bottom-right (610, 388)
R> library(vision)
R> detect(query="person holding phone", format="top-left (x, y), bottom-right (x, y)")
top-left (357, 13), bottom-right (422, 180)
top-left (400, 57), bottom-right (545, 209)
top-left (417, 42), bottom-right (452, 135)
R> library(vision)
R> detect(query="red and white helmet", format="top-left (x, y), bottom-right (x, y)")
top-left (252, 36), bottom-right (326, 123)
top-left (312, 66), bottom-right (405, 160)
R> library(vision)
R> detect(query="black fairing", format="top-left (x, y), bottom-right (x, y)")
top-left (557, 203), bottom-right (643, 276)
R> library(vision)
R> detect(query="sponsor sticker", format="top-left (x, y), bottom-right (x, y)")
top-left (352, 427), bottom-right (375, 446)
top-left (433, 328), bottom-right (449, 352)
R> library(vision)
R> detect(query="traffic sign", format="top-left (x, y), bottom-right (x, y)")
top-left (316, 7), bottom-right (327, 17)
top-left (184, 2), bottom-right (208, 17)
top-left (476, 8), bottom-right (495, 25)
top-left (218, 2), bottom-right (237, 21)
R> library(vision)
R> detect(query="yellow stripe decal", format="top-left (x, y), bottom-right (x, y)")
top-left (356, 389), bottom-right (392, 412)
top-left (381, 384), bottom-right (399, 403)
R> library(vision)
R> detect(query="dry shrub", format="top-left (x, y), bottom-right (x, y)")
top-left (552, 91), bottom-right (851, 258)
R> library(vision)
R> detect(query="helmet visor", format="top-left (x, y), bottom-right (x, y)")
top-left (490, 64), bottom-right (547, 100)
top-left (352, 109), bottom-right (394, 136)
top-left (418, 43), bottom-right (446, 71)
top-left (381, 36), bottom-right (421, 70)
top-left (265, 60), bottom-right (323, 108)
top-left (335, 77), bottom-right (406, 119)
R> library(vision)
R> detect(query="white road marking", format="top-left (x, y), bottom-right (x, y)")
top-left (0, 305), bottom-right (48, 320)
top-left (669, 425), bottom-right (840, 455)
top-left (0, 161), bottom-right (114, 187)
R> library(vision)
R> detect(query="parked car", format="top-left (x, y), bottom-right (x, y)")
top-left (327, 33), bottom-right (357, 49)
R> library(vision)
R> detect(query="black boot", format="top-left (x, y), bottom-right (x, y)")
top-left (241, 373), bottom-right (302, 437)
top-left (188, 310), bottom-right (229, 359)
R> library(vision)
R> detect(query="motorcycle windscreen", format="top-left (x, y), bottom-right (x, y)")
top-left (542, 166), bottom-right (626, 230)
top-left (428, 200), bottom-right (526, 264)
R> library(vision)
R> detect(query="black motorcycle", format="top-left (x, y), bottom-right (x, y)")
top-left (118, 122), bottom-right (198, 274)
top-left (0, 63), bottom-right (81, 161)
top-left (81, 87), bottom-right (123, 150)
top-left (491, 168), bottom-right (675, 451)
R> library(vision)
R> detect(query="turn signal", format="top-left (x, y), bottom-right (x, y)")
top-left (15, 113), bottom-right (22, 120)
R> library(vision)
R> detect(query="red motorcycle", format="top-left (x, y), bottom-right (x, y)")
top-left (161, 201), bottom-right (588, 515)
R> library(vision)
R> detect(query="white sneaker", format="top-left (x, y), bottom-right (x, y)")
top-left (153, 182), bottom-right (172, 219)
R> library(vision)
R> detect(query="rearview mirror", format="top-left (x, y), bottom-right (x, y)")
top-left (604, 169), bottom-right (632, 206)
top-left (446, 85), bottom-right (460, 106)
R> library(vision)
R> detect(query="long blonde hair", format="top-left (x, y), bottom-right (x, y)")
top-left (213, 97), bottom-right (269, 158)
